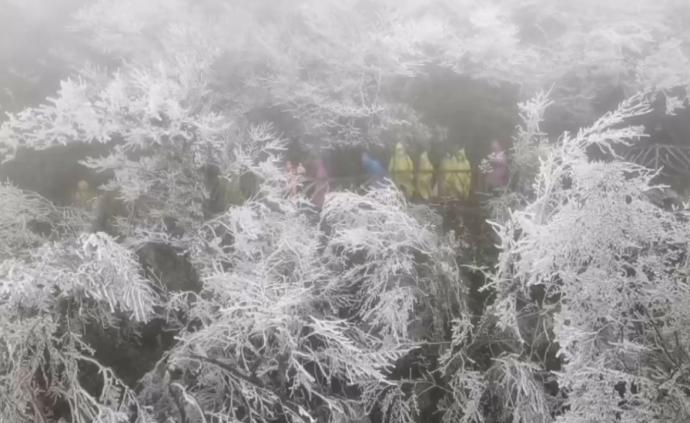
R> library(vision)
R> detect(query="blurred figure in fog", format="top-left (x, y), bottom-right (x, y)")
top-left (440, 148), bottom-right (471, 199)
top-left (73, 179), bottom-right (98, 210)
top-left (416, 150), bottom-right (435, 201)
top-left (454, 148), bottom-right (472, 199)
top-left (361, 151), bottom-right (387, 188)
top-left (286, 160), bottom-right (306, 196)
top-left (307, 155), bottom-right (330, 209)
top-left (388, 142), bottom-right (415, 198)
top-left (91, 190), bottom-right (126, 234)
top-left (485, 140), bottom-right (508, 190)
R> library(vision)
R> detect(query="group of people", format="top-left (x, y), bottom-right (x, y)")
top-left (71, 140), bottom-right (510, 222)
top-left (285, 140), bottom-right (509, 206)
top-left (361, 140), bottom-right (509, 201)
top-left (365, 143), bottom-right (473, 200)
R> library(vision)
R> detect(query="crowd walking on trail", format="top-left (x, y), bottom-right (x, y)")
top-left (279, 139), bottom-right (509, 207)
top-left (71, 140), bottom-right (510, 220)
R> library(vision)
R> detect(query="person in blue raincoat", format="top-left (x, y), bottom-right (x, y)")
top-left (361, 151), bottom-right (387, 185)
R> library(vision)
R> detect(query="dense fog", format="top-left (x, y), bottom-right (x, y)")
top-left (1, 1), bottom-right (690, 422)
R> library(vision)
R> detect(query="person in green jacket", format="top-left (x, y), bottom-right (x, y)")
top-left (388, 142), bottom-right (415, 198)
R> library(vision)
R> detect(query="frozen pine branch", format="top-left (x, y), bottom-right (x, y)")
top-left (147, 168), bottom-right (463, 422)
top-left (0, 182), bottom-right (56, 259)
top-left (0, 232), bottom-right (160, 422)
top-left (487, 94), bottom-right (690, 422)
top-left (483, 90), bottom-right (552, 223)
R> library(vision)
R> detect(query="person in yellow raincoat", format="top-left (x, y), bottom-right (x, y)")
top-left (439, 152), bottom-right (456, 198)
top-left (388, 142), bottom-right (415, 197)
top-left (454, 148), bottom-right (472, 198)
top-left (440, 148), bottom-right (471, 199)
top-left (416, 151), bottom-right (435, 200)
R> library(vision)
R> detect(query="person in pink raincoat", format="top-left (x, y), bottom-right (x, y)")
top-left (485, 140), bottom-right (508, 190)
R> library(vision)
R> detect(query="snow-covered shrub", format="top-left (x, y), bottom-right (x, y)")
top-left (483, 90), bottom-right (553, 223)
top-left (0, 6), bottom-right (469, 417)
top-left (140, 173), bottom-right (463, 422)
top-left (437, 306), bottom-right (556, 423)
top-left (510, 91), bottom-right (553, 191)
top-left (0, 182), bottom-right (92, 260)
top-left (0, 7), bottom-right (231, 244)
top-left (0, 233), bottom-right (160, 422)
top-left (486, 94), bottom-right (690, 422)
top-left (0, 182), bottom-right (56, 259)
top-left (320, 185), bottom-right (463, 342)
top-left (6, 2), bottom-right (690, 422)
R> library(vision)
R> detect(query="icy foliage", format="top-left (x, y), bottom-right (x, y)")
top-left (6, 0), bottom-right (690, 157)
top-left (0, 34), bottom-right (231, 242)
top-left (0, 182), bottom-right (56, 259)
top-left (487, 94), bottom-right (690, 422)
top-left (484, 90), bottom-right (553, 223)
top-left (438, 308), bottom-right (555, 422)
top-left (146, 175), bottom-right (463, 422)
top-left (0, 232), bottom-right (160, 422)
top-left (4, 1), bottom-right (690, 422)
top-left (510, 91), bottom-right (553, 191)
top-left (0, 182), bottom-right (91, 260)
top-left (0, 19), bottom-right (465, 415)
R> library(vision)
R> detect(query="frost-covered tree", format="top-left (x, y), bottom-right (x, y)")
top-left (483, 94), bottom-right (690, 422)
top-left (4, 1), bottom-right (690, 422)
top-left (0, 6), bottom-right (467, 418)
top-left (129, 136), bottom-right (463, 421)
top-left (0, 231), bottom-right (160, 422)
top-left (483, 90), bottom-right (554, 223)
top-left (8, 0), bottom-right (690, 157)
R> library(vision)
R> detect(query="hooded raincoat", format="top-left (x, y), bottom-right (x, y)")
top-left (440, 149), bottom-right (471, 199)
top-left (416, 151), bottom-right (434, 200)
top-left (388, 142), bottom-right (415, 197)
top-left (362, 153), bottom-right (387, 181)
top-left (454, 149), bottom-right (472, 198)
